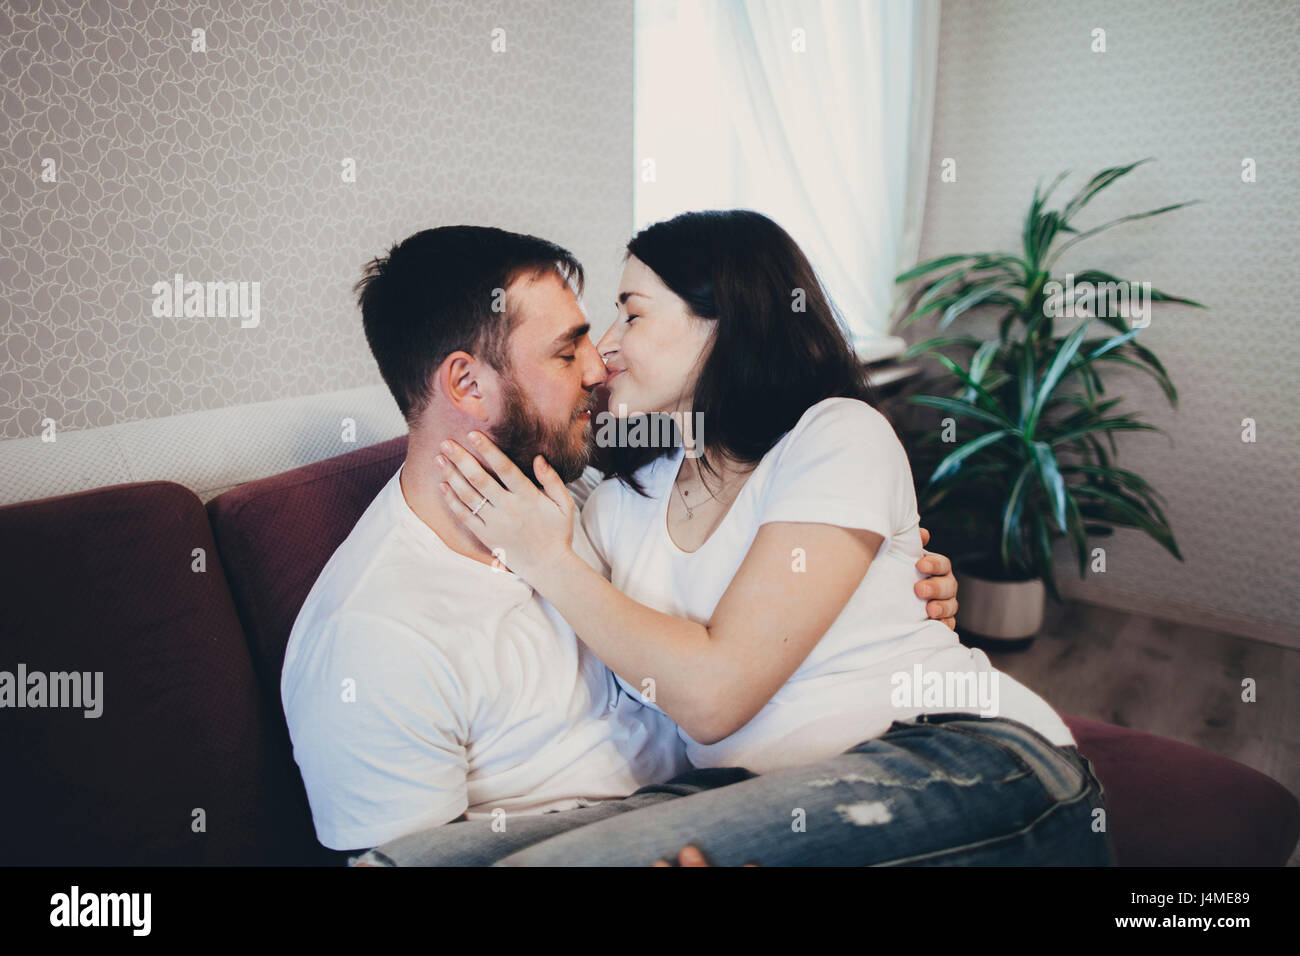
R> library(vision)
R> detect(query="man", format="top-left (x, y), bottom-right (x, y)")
top-left (281, 226), bottom-right (960, 865)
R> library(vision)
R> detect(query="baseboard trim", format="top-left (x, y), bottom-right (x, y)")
top-left (1063, 585), bottom-right (1300, 652)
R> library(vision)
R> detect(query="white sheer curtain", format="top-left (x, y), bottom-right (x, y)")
top-left (634, 0), bottom-right (939, 360)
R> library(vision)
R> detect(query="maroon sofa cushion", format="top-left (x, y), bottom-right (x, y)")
top-left (207, 435), bottom-right (408, 697)
top-left (0, 481), bottom-right (277, 864)
top-left (206, 435), bottom-right (409, 861)
top-left (1062, 714), bottom-right (1298, 866)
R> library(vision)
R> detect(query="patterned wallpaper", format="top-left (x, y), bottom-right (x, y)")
top-left (0, 0), bottom-right (634, 439)
top-left (4, 0), bottom-right (1295, 632)
top-left (914, 0), bottom-right (1300, 630)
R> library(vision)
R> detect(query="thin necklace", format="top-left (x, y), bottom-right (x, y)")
top-left (674, 458), bottom-right (717, 521)
top-left (674, 476), bottom-right (697, 519)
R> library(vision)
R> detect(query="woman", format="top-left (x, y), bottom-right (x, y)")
top-left (435, 210), bottom-right (1112, 866)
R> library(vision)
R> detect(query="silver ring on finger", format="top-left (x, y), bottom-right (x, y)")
top-left (470, 493), bottom-right (491, 517)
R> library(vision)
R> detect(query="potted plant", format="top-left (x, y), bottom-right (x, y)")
top-left (893, 159), bottom-right (1200, 648)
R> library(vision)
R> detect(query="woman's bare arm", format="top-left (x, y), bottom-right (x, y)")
top-left (435, 430), bottom-right (881, 742)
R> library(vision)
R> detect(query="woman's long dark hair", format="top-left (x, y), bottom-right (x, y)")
top-left (603, 209), bottom-right (878, 494)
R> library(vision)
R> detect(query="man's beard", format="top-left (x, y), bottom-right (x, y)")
top-left (490, 375), bottom-right (594, 486)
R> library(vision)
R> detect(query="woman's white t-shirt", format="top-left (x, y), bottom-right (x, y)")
top-left (580, 397), bottom-right (1075, 773)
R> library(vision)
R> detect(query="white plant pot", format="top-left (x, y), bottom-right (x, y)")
top-left (955, 570), bottom-right (1045, 645)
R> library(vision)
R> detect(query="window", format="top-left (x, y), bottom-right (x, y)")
top-left (634, 0), bottom-right (938, 360)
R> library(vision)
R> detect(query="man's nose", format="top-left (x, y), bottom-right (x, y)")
top-left (582, 337), bottom-right (608, 388)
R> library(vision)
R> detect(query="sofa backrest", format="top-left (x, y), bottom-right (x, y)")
top-left (0, 481), bottom-right (277, 864)
top-left (206, 435), bottom-right (408, 691)
top-left (206, 434), bottom-right (409, 862)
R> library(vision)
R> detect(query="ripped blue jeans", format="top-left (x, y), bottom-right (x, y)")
top-left (353, 714), bottom-right (1114, 867)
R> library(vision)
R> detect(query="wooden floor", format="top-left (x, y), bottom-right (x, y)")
top-left (981, 599), bottom-right (1300, 867)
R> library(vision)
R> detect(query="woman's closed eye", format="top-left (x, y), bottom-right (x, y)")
top-left (625, 313), bottom-right (638, 324)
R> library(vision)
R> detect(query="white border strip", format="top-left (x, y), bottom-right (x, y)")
top-left (0, 384), bottom-right (406, 506)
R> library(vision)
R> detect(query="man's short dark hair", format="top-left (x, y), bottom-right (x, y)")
top-left (355, 225), bottom-right (585, 425)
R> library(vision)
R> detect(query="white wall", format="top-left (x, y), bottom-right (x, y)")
top-left (914, 0), bottom-right (1300, 639)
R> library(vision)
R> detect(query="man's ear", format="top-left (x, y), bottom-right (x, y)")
top-left (437, 351), bottom-right (494, 421)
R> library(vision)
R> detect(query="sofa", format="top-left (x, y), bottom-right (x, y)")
top-left (2, 433), bottom-right (1296, 866)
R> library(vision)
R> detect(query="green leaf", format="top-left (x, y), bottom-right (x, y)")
top-left (1126, 341), bottom-right (1179, 405)
top-left (1052, 393), bottom-right (1124, 415)
top-left (1018, 342), bottom-right (1036, 428)
top-left (899, 276), bottom-right (1019, 328)
top-left (934, 354), bottom-right (1001, 411)
top-left (1086, 434), bottom-right (1112, 471)
top-left (1051, 416), bottom-right (1161, 447)
top-left (1039, 168), bottom-right (1072, 207)
top-left (1063, 464), bottom-right (1173, 530)
top-left (1033, 512), bottom-right (1063, 602)
top-left (905, 268), bottom-right (974, 319)
top-left (1086, 362), bottom-right (1106, 397)
top-left (969, 339), bottom-right (1001, 384)
top-left (1080, 361), bottom-right (1097, 403)
top-left (1147, 288), bottom-right (1206, 309)
top-left (1052, 397), bottom-right (1126, 435)
top-left (899, 290), bottom-right (968, 328)
top-left (900, 334), bottom-right (983, 360)
top-left (1047, 201), bottom-right (1203, 268)
top-left (1072, 485), bottom-right (1183, 560)
top-left (938, 281), bottom-right (1019, 330)
top-left (1030, 441), bottom-right (1068, 531)
top-left (973, 254), bottom-right (1030, 283)
top-left (1061, 333), bottom-right (1137, 384)
top-left (1025, 320), bottom-right (1093, 438)
top-left (979, 370), bottom-right (1013, 394)
top-left (908, 395), bottom-right (1017, 431)
top-left (1092, 353), bottom-right (1178, 404)
top-left (1065, 494), bottom-right (1089, 578)
top-left (1000, 461), bottom-right (1034, 570)
top-left (1061, 159), bottom-right (1155, 222)
top-left (1062, 463), bottom-right (1164, 500)
top-left (930, 429), bottom-right (1017, 484)
top-left (896, 254), bottom-right (981, 284)
top-left (1024, 172), bottom-right (1071, 267)
top-left (1087, 327), bottom-right (1141, 361)
top-left (1068, 270), bottom-right (1204, 310)
top-left (1034, 211), bottom-right (1068, 265)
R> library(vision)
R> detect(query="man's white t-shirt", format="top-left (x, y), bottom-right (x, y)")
top-left (281, 463), bottom-right (687, 851)
top-left (581, 397), bottom-right (1075, 774)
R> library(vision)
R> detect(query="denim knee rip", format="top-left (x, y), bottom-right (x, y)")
top-left (349, 848), bottom-right (398, 867)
